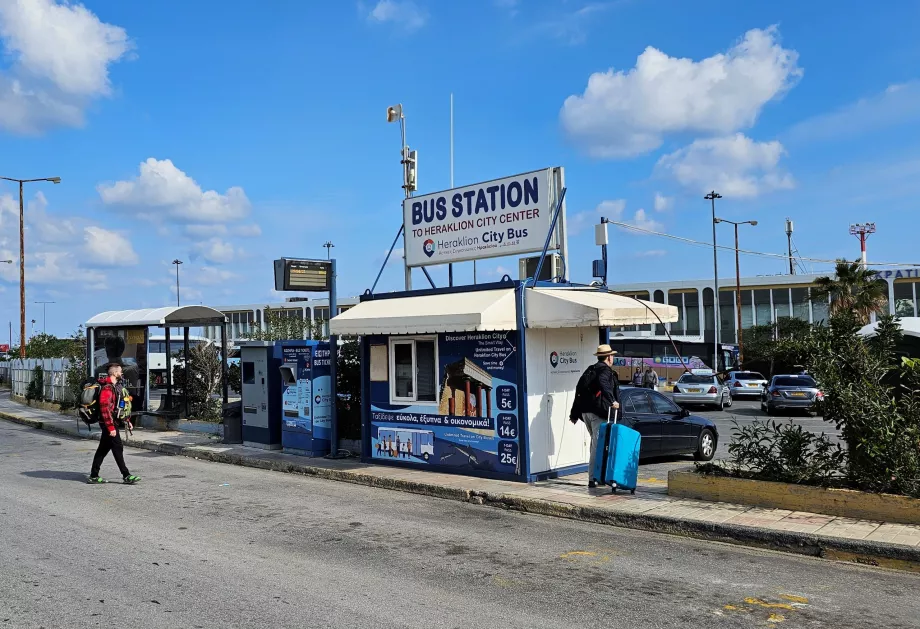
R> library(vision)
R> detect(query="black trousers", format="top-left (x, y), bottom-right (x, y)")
top-left (90, 430), bottom-right (130, 478)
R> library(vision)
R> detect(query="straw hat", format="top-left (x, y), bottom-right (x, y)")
top-left (594, 344), bottom-right (617, 357)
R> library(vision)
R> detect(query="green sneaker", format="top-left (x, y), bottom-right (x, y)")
top-left (87, 476), bottom-right (108, 484)
top-left (123, 475), bottom-right (140, 485)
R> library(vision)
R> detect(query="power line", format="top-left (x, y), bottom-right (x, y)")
top-left (607, 221), bottom-right (920, 268)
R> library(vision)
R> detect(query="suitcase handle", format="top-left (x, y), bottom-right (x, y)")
top-left (607, 407), bottom-right (618, 424)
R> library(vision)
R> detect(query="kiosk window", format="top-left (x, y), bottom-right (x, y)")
top-left (389, 337), bottom-right (438, 404)
top-left (242, 361), bottom-right (255, 385)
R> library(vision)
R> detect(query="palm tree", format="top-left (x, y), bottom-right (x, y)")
top-left (812, 259), bottom-right (889, 324)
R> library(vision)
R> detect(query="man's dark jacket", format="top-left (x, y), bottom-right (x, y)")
top-left (569, 362), bottom-right (620, 422)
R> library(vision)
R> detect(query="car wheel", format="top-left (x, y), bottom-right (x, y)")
top-left (694, 429), bottom-right (716, 461)
top-left (724, 394), bottom-right (733, 408)
top-left (765, 405), bottom-right (775, 416)
top-left (423, 453), bottom-right (430, 461)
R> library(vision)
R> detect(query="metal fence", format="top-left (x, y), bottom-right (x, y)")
top-left (10, 358), bottom-right (73, 403)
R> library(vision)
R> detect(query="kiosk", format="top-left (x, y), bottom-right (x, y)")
top-left (239, 341), bottom-right (283, 449)
top-left (278, 340), bottom-right (333, 457)
top-left (329, 280), bottom-right (677, 482)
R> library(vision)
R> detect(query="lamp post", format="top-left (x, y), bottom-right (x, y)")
top-left (172, 259), bottom-right (183, 307)
top-left (714, 218), bottom-right (758, 366)
top-left (34, 301), bottom-right (55, 335)
top-left (386, 103), bottom-right (416, 291)
top-left (704, 191), bottom-right (722, 371)
top-left (0, 176), bottom-right (61, 358)
top-left (323, 241), bottom-right (334, 260)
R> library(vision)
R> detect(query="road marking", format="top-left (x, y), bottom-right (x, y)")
top-left (558, 550), bottom-right (611, 563)
top-left (744, 598), bottom-right (796, 611)
top-left (780, 594), bottom-right (809, 604)
top-left (767, 613), bottom-right (786, 623)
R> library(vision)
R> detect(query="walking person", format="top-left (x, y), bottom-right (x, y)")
top-left (569, 345), bottom-right (620, 489)
top-left (644, 367), bottom-right (659, 390)
top-left (88, 364), bottom-right (140, 485)
top-left (631, 367), bottom-right (643, 386)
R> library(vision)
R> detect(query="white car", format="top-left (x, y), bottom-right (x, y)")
top-left (672, 369), bottom-right (732, 411)
top-left (725, 370), bottom-right (768, 398)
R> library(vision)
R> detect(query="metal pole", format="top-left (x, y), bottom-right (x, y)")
top-left (734, 224), bottom-right (744, 366)
top-left (449, 92), bottom-right (453, 287)
top-left (176, 264), bottom-right (180, 307)
top-left (328, 258), bottom-right (340, 458)
top-left (787, 231), bottom-right (794, 275)
top-left (165, 327), bottom-right (172, 411)
top-left (708, 191), bottom-right (720, 371)
top-left (183, 327), bottom-right (190, 418)
top-left (221, 322), bottom-right (228, 405)
top-left (400, 117), bottom-right (412, 292)
top-left (19, 181), bottom-right (25, 359)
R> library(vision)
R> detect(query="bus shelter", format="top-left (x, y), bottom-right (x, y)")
top-left (329, 280), bottom-right (678, 482)
top-left (85, 306), bottom-right (230, 419)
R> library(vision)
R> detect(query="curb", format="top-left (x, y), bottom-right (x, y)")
top-left (3, 411), bottom-right (919, 573)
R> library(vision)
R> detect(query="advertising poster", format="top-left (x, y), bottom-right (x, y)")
top-left (281, 346), bottom-right (311, 432)
top-left (402, 168), bottom-right (560, 267)
top-left (92, 326), bottom-right (147, 411)
top-left (369, 331), bottom-right (522, 478)
top-left (311, 344), bottom-right (333, 440)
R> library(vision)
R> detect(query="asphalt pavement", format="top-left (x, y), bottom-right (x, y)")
top-left (3, 420), bottom-right (917, 629)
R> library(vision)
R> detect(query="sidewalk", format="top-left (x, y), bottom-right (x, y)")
top-left (2, 392), bottom-right (919, 572)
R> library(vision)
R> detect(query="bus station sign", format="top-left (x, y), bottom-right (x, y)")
top-left (403, 168), bottom-right (563, 268)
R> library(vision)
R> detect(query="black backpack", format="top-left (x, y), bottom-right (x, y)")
top-left (77, 379), bottom-right (104, 429)
top-left (572, 363), bottom-right (605, 419)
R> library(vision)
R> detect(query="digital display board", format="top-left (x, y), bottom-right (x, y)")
top-left (274, 258), bottom-right (332, 292)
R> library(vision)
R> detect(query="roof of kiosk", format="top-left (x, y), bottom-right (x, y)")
top-left (86, 306), bottom-right (228, 328)
top-left (329, 287), bottom-right (678, 336)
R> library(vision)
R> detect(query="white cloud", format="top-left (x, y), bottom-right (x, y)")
top-left (192, 266), bottom-right (237, 286)
top-left (0, 0), bottom-right (131, 134)
top-left (232, 223), bottom-right (262, 237)
top-left (169, 284), bottom-right (202, 302)
top-left (636, 249), bottom-right (667, 257)
top-left (653, 193), bottom-right (672, 212)
top-left (27, 251), bottom-right (107, 286)
top-left (186, 224), bottom-right (228, 237)
top-left (628, 209), bottom-right (663, 232)
top-left (98, 158), bottom-right (251, 223)
top-left (83, 226), bottom-right (139, 265)
top-left (517, 2), bottom-right (613, 46)
top-left (560, 26), bottom-right (802, 158)
top-left (191, 238), bottom-right (237, 264)
top-left (656, 133), bottom-right (795, 198)
top-left (366, 1), bottom-right (427, 31)
top-left (567, 198), bottom-right (626, 235)
top-left (785, 81), bottom-right (920, 145)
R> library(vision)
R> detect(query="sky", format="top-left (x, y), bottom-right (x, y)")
top-left (1, 0), bottom-right (919, 339)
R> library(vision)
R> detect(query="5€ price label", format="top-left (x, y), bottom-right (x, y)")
top-left (497, 414), bottom-right (517, 439)
top-left (498, 441), bottom-right (519, 467)
top-left (496, 385), bottom-right (516, 412)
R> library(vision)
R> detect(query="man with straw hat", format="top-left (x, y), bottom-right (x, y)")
top-left (569, 344), bottom-right (621, 488)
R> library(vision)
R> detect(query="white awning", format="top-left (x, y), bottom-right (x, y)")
top-left (859, 317), bottom-right (920, 338)
top-left (86, 306), bottom-right (228, 328)
top-left (526, 288), bottom-right (678, 328)
top-left (329, 289), bottom-right (517, 336)
top-left (329, 287), bottom-right (677, 336)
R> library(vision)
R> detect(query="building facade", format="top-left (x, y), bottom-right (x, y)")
top-left (199, 297), bottom-right (361, 345)
top-left (607, 267), bottom-right (920, 345)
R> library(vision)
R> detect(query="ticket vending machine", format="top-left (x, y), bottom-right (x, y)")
top-left (278, 340), bottom-right (333, 457)
top-left (239, 341), bottom-right (283, 450)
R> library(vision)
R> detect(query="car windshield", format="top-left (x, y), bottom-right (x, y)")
top-left (773, 376), bottom-right (816, 387)
top-left (679, 375), bottom-right (715, 384)
top-left (734, 372), bottom-right (764, 380)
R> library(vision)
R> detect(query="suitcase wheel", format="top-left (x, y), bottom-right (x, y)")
top-left (630, 489), bottom-right (636, 495)
top-left (611, 485), bottom-right (617, 494)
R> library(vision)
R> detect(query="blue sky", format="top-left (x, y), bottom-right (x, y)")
top-left (1, 0), bottom-right (919, 338)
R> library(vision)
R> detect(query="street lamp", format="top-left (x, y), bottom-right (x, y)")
top-left (386, 103), bottom-right (416, 291)
top-left (34, 301), bottom-right (55, 335)
top-left (172, 259), bottom-right (183, 307)
top-left (323, 241), bottom-right (334, 260)
top-left (0, 175), bottom-right (61, 358)
top-left (704, 191), bottom-right (722, 371)
top-left (714, 218), bottom-right (758, 366)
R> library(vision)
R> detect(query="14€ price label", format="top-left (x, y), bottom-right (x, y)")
top-left (498, 441), bottom-right (519, 467)
top-left (496, 385), bottom-right (516, 412)
top-left (497, 413), bottom-right (517, 439)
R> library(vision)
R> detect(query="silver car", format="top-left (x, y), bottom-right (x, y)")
top-left (725, 370), bottom-right (768, 398)
top-left (672, 370), bottom-right (732, 410)
top-left (761, 374), bottom-right (824, 415)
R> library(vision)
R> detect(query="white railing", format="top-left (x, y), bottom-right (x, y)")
top-left (10, 358), bottom-right (73, 403)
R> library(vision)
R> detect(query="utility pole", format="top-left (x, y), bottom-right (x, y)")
top-left (849, 223), bottom-right (876, 269)
top-left (705, 191), bottom-right (722, 371)
top-left (34, 301), bottom-right (54, 335)
top-left (323, 241), bottom-right (334, 260)
top-left (172, 259), bottom-right (183, 307)
top-left (386, 103), bottom-right (417, 291)
top-left (0, 175), bottom-right (61, 358)
top-left (714, 219), bottom-right (757, 366)
top-left (785, 218), bottom-right (795, 275)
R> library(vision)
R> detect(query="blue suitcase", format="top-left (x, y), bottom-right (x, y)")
top-left (592, 410), bottom-right (641, 494)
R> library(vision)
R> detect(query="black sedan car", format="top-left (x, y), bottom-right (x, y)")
top-left (617, 386), bottom-right (719, 461)
top-left (760, 373), bottom-right (824, 415)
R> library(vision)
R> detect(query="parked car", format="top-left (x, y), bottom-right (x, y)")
top-left (725, 370), bottom-right (768, 398)
top-left (760, 374), bottom-right (824, 415)
top-left (618, 386), bottom-right (719, 461)
top-left (671, 370), bottom-right (732, 410)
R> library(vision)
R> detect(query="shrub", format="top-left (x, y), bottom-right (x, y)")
top-left (723, 419), bottom-right (846, 486)
top-left (172, 343), bottom-right (222, 422)
top-left (26, 366), bottom-right (44, 401)
top-left (227, 361), bottom-right (241, 394)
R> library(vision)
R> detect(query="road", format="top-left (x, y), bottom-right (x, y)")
top-left (2, 421), bottom-right (917, 629)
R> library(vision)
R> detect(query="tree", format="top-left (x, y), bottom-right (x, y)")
top-left (241, 307), bottom-right (325, 341)
top-left (812, 259), bottom-right (888, 324)
top-left (172, 343), bottom-right (222, 421)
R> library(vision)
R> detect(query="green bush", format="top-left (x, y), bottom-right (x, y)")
top-left (172, 343), bottom-right (222, 422)
top-left (26, 366), bottom-right (44, 401)
top-left (227, 361), bottom-right (241, 394)
top-left (722, 419), bottom-right (846, 486)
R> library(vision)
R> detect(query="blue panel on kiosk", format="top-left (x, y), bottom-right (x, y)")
top-left (277, 340), bottom-right (331, 458)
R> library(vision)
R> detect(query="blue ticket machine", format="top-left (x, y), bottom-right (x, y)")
top-left (278, 341), bottom-right (333, 457)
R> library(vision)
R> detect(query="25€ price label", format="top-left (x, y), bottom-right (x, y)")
top-left (498, 441), bottom-right (519, 467)
top-left (496, 385), bottom-right (516, 412)
top-left (497, 414), bottom-right (517, 439)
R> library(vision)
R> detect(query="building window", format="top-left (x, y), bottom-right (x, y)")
top-left (702, 288), bottom-right (715, 335)
top-left (754, 289), bottom-right (771, 325)
top-left (791, 288), bottom-right (810, 321)
top-left (389, 337), bottom-right (438, 404)
top-left (811, 291), bottom-right (829, 325)
top-left (685, 290), bottom-right (700, 336)
top-left (667, 292), bottom-right (683, 335)
top-left (894, 281), bottom-right (916, 318)
top-left (773, 288), bottom-right (790, 320)
top-left (740, 290), bottom-right (754, 329)
top-left (719, 290), bottom-right (735, 344)
top-left (614, 291), bottom-right (650, 332)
